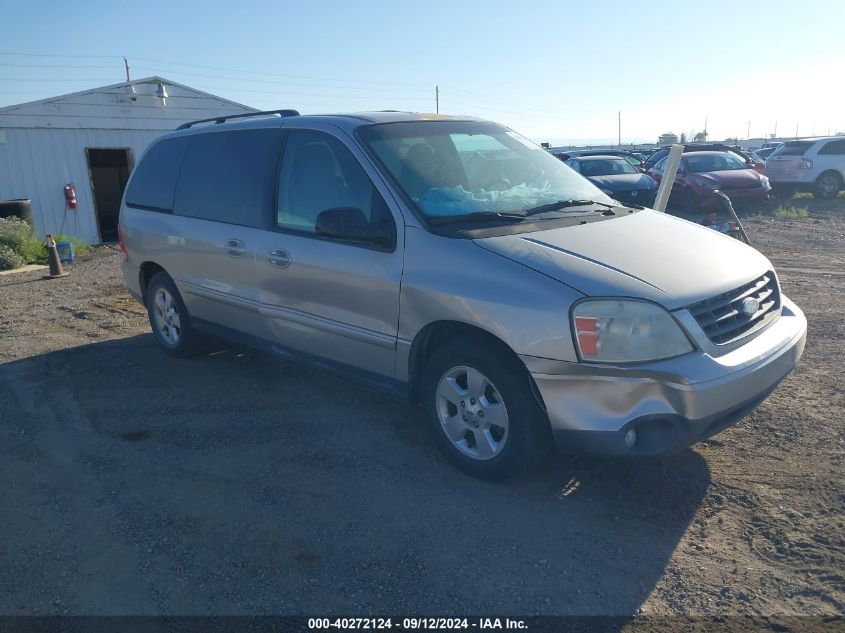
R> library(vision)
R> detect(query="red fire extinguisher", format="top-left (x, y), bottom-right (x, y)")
top-left (64, 184), bottom-right (77, 209)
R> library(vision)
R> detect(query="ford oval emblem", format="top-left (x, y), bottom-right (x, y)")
top-left (741, 297), bottom-right (760, 316)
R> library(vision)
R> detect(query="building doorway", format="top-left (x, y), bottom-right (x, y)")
top-left (86, 148), bottom-right (132, 243)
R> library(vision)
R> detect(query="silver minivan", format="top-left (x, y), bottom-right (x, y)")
top-left (119, 110), bottom-right (807, 480)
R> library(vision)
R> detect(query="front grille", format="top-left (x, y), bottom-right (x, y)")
top-left (688, 272), bottom-right (781, 345)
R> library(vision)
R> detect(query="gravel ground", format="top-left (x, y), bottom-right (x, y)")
top-left (0, 200), bottom-right (843, 617)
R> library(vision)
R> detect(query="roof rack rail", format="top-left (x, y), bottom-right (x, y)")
top-left (177, 109), bottom-right (300, 130)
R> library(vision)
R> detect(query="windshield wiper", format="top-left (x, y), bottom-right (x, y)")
top-left (427, 211), bottom-right (529, 226)
top-left (523, 199), bottom-right (617, 216)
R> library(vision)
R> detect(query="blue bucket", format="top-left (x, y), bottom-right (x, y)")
top-left (55, 241), bottom-right (75, 263)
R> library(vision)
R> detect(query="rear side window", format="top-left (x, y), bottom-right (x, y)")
top-left (773, 141), bottom-right (813, 157)
top-left (124, 137), bottom-right (189, 212)
top-left (818, 139), bottom-right (845, 155)
top-left (174, 129), bottom-right (282, 227)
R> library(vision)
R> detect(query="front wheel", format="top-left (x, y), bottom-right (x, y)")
top-left (421, 338), bottom-right (550, 480)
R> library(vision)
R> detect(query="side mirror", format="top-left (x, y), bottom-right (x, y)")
top-left (315, 207), bottom-right (393, 247)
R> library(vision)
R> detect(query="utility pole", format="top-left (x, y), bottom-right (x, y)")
top-left (747, 120), bottom-right (751, 140)
top-left (123, 57), bottom-right (131, 82)
top-left (774, 120), bottom-right (777, 138)
top-left (435, 85), bottom-right (439, 114)
top-left (704, 117), bottom-right (708, 141)
top-left (618, 111), bottom-right (621, 147)
top-left (795, 123), bottom-right (799, 139)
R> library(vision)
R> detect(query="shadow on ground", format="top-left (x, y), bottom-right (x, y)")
top-left (0, 335), bottom-right (711, 615)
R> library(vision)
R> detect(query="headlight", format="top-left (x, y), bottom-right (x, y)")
top-left (759, 175), bottom-right (770, 188)
top-left (701, 181), bottom-right (721, 191)
top-left (572, 299), bottom-right (694, 363)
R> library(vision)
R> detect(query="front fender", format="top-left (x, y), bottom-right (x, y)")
top-left (396, 227), bottom-right (583, 381)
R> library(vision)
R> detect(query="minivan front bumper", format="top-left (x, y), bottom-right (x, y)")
top-left (524, 295), bottom-right (807, 456)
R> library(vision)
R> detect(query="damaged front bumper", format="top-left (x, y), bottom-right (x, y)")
top-left (523, 295), bottom-right (807, 456)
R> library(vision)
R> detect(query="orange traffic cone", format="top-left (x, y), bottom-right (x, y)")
top-left (43, 234), bottom-right (69, 279)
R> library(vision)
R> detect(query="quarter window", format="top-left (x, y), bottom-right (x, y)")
top-left (818, 140), bottom-right (845, 155)
top-left (124, 137), bottom-right (189, 212)
top-left (276, 131), bottom-right (395, 245)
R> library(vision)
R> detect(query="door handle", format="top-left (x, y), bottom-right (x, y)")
top-left (225, 239), bottom-right (246, 258)
top-left (267, 248), bottom-right (291, 269)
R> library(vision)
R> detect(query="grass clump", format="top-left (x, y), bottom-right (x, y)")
top-left (52, 234), bottom-right (90, 257)
top-left (0, 217), bottom-right (89, 269)
top-left (0, 217), bottom-right (43, 266)
top-left (773, 205), bottom-right (810, 219)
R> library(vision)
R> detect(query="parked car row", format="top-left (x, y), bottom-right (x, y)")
top-left (549, 136), bottom-right (844, 207)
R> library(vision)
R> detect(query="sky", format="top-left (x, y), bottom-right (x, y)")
top-left (1, 0), bottom-right (843, 145)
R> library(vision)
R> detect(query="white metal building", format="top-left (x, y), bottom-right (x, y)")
top-left (0, 77), bottom-right (255, 244)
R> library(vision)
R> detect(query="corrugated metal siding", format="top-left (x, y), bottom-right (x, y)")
top-left (0, 128), bottom-right (166, 243)
top-left (0, 79), bottom-right (254, 243)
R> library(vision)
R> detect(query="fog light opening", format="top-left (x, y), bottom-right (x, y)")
top-left (624, 428), bottom-right (638, 449)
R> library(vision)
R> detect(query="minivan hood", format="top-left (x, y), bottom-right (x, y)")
top-left (474, 209), bottom-right (772, 310)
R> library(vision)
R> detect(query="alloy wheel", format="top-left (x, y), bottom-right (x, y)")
top-left (435, 365), bottom-right (509, 460)
top-left (819, 174), bottom-right (839, 198)
top-left (151, 287), bottom-right (181, 346)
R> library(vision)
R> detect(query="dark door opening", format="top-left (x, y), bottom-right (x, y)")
top-left (86, 148), bottom-right (132, 243)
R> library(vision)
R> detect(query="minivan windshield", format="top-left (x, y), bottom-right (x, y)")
top-left (359, 121), bottom-right (613, 222)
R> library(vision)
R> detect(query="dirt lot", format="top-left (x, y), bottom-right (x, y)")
top-left (0, 198), bottom-right (843, 617)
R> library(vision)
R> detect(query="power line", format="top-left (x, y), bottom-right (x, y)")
top-left (442, 85), bottom-right (598, 115)
top-left (0, 77), bottom-right (120, 82)
top-left (0, 63), bottom-right (120, 69)
top-left (129, 55), bottom-right (429, 87)
top-left (0, 53), bottom-right (429, 88)
top-left (0, 77), bottom-right (430, 102)
top-left (130, 66), bottom-right (428, 93)
top-left (0, 52), bottom-right (120, 58)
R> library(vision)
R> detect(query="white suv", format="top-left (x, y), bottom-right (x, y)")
top-left (765, 137), bottom-right (845, 199)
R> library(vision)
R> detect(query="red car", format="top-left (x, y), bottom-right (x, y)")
top-left (647, 151), bottom-right (772, 212)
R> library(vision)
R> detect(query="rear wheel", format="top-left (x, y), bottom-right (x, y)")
top-left (814, 171), bottom-right (842, 199)
top-left (145, 272), bottom-right (204, 357)
top-left (421, 338), bottom-right (550, 480)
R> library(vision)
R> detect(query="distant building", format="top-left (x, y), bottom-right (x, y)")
top-left (658, 132), bottom-right (679, 145)
top-left (0, 77), bottom-right (255, 244)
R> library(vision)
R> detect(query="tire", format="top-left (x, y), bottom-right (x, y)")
top-left (420, 337), bottom-right (551, 480)
top-left (145, 271), bottom-right (204, 357)
top-left (814, 171), bottom-right (842, 200)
